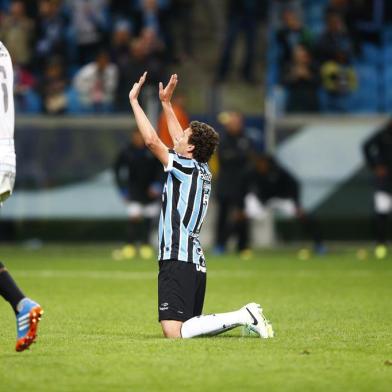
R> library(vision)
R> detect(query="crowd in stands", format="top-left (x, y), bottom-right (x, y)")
top-left (271, 0), bottom-right (392, 113)
top-left (0, 0), bottom-right (190, 114)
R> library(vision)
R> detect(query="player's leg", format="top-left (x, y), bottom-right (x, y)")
top-left (0, 261), bottom-right (25, 313)
top-left (0, 262), bottom-right (43, 351)
top-left (158, 261), bottom-right (273, 339)
top-left (181, 303), bottom-right (273, 339)
top-left (158, 260), bottom-right (196, 337)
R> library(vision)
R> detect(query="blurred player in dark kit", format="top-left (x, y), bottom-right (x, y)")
top-left (214, 111), bottom-right (252, 257)
top-left (245, 154), bottom-right (325, 254)
top-left (114, 128), bottom-right (161, 259)
top-left (363, 120), bottom-right (392, 259)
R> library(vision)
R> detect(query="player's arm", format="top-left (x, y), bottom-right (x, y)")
top-left (129, 72), bottom-right (169, 167)
top-left (159, 74), bottom-right (185, 144)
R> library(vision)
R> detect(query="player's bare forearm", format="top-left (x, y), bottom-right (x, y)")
top-left (162, 101), bottom-right (184, 143)
top-left (130, 100), bottom-right (168, 166)
top-left (129, 73), bottom-right (168, 166)
top-left (159, 74), bottom-right (185, 144)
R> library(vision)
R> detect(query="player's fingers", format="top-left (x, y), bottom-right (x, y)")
top-left (159, 82), bottom-right (163, 91)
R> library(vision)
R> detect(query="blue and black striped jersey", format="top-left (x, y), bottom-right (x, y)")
top-left (158, 150), bottom-right (212, 266)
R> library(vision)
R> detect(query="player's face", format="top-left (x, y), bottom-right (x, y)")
top-left (174, 128), bottom-right (194, 156)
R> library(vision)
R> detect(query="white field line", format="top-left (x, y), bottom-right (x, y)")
top-left (12, 269), bottom-right (389, 280)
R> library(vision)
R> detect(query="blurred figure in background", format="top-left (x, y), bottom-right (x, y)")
top-left (215, 0), bottom-right (263, 83)
top-left (13, 62), bottom-right (39, 113)
top-left (276, 8), bottom-right (314, 66)
top-left (283, 45), bottom-right (320, 113)
top-left (73, 50), bottom-right (118, 113)
top-left (363, 120), bottom-right (392, 259)
top-left (130, 0), bottom-right (173, 62)
top-left (110, 20), bottom-right (133, 111)
top-left (320, 49), bottom-right (357, 112)
top-left (214, 111), bottom-right (252, 257)
top-left (35, 0), bottom-right (68, 70)
top-left (316, 12), bottom-right (354, 63)
top-left (158, 90), bottom-right (189, 148)
top-left (0, 0), bottom-right (35, 68)
top-left (39, 57), bottom-right (68, 114)
top-left (114, 128), bottom-right (162, 260)
top-left (245, 154), bottom-right (325, 254)
top-left (65, 0), bottom-right (109, 66)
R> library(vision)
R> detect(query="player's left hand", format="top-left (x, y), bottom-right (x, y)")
top-left (159, 74), bottom-right (178, 103)
top-left (129, 72), bottom-right (147, 103)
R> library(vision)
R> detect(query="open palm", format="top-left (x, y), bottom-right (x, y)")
top-left (129, 72), bottom-right (147, 103)
top-left (159, 74), bottom-right (178, 103)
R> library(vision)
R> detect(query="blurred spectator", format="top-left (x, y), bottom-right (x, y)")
top-left (35, 0), bottom-right (69, 69)
top-left (130, 0), bottom-right (173, 62)
top-left (276, 8), bottom-right (313, 65)
top-left (73, 50), bottom-right (118, 113)
top-left (39, 57), bottom-right (68, 114)
top-left (316, 12), bottom-right (354, 63)
top-left (114, 128), bottom-right (161, 259)
top-left (321, 50), bottom-right (357, 112)
top-left (216, 0), bottom-right (264, 83)
top-left (0, 0), bottom-right (35, 67)
top-left (13, 62), bottom-right (40, 113)
top-left (326, 0), bottom-right (361, 51)
top-left (158, 92), bottom-right (189, 148)
top-left (363, 120), bottom-right (392, 259)
top-left (110, 19), bottom-right (133, 72)
top-left (214, 111), bottom-right (253, 255)
top-left (115, 28), bottom-right (168, 111)
top-left (65, 0), bottom-right (109, 66)
top-left (283, 45), bottom-right (320, 113)
top-left (170, 0), bottom-right (195, 61)
top-left (245, 154), bottom-right (325, 253)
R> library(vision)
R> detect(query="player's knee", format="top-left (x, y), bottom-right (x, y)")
top-left (160, 321), bottom-right (182, 338)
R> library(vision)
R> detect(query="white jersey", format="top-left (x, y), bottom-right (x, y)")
top-left (0, 41), bottom-right (16, 202)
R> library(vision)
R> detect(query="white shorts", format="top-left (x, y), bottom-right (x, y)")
top-left (245, 193), bottom-right (297, 220)
top-left (126, 201), bottom-right (160, 219)
top-left (0, 139), bottom-right (16, 203)
top-left (374, 191), bottom-right (392, 214)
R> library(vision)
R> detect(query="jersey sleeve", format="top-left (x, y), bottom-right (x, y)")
top-left (164, 150), bottom-right (195, 179)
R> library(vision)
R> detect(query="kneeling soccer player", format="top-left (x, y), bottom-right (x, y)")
top-left (129, 72), bottom-right (274, 338)
top-left (0, 41), bottom-right (43, 351)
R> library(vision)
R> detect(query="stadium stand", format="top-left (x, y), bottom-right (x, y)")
top-left (267, 0), bottom-right (392, 114)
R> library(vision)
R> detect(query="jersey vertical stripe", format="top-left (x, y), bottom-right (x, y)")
top-left (158, 151), bottom-right (212, 266)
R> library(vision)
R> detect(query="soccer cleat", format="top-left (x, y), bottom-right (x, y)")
top-left (375, 244), bottom-right (387, 260)
top-left (242, 302), bottom-right (273, 339)
top-left (122, 245), bottom-right (136, 259)
top-left (139, 245), bottom-right (154, 259)
top-left (15, 298), bottom-right (44, 352)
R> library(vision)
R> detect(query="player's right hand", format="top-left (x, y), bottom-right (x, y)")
top-left (129, 72), bottom-right (147, 103)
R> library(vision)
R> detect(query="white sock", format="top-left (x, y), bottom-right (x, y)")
top-left (181, 309), bottom-right (249, 338)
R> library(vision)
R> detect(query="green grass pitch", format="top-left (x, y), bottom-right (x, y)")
top-left (0, 244), bottom-right (391, 391)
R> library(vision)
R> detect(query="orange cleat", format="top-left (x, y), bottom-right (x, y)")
top-left (15, 299), bottom-right (44, 352)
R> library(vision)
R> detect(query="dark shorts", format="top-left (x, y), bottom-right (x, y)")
top-left (158, 259), bottom-right (206, 322)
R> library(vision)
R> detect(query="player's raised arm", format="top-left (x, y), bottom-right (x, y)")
top-left (129, 72), bottom-right (169, 167)
top-left (159, 74), bottom-right (185, 144)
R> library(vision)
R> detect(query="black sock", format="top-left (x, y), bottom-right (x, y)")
top-left (375, 213), bottom-right (388, 244)
top-left (0, 262), bottom-right (25, 314)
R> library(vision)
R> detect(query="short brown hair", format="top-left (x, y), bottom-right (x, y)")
top-left (189, 121), bottom-right (219, 163)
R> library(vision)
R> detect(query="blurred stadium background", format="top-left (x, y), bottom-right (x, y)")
top-left (0, 0), bottom-right (392, 248)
